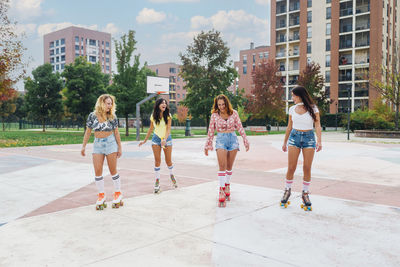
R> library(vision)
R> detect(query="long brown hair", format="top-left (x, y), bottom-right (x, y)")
top-left (292, 86), bottom-right (317, 121)
top-left (152, 98), bottom-right (170, 125)
top-left (211, 94), bottom-right (233, 115)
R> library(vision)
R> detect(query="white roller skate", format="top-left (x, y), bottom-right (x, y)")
top-left (154, 179), bottom-right (161, 194)
top-left (112, 191), bottom-right (123, 208)
top-left (170, 174), bottom-right (178, 188)
top-left (96, 193), bottom-right (107, 210)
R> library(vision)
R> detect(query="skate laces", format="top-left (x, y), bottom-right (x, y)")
top-left (302, 191), bottom-right (310, 202)
top-left (283, 189), bottom-right (290, 200)
top-left (114, 191), bottom-right (121, 199)
top-left (97, 193), bottom-right (105, 201)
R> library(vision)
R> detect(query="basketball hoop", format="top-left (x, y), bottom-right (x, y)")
top-left (156, 91), bottom-right (167, 95)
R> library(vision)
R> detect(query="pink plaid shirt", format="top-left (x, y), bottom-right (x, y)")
top-left (205, 110), bottom-right (249, 150)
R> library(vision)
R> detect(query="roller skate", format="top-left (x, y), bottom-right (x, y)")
top-left (280, 188), bottom-right (291, 208)
top-left (170, 174), bottom-right (178, 188)
top-left (112, 191), bottom-right (123, 208)
top-left (224, 183), bottom-right (230, 201)
top-left (154, 179), bottom-right (161, 194)
top-left (301, 191), bottom-right (312, 211)
top-left (95, 193), bottom-right (107, 210)
top-left (218, 187), bottom-right (226, 207)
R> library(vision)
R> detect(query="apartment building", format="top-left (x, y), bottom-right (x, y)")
top-left (147, 63), bottom-right (187, 105)
top-left (271, 0), bottom-right (400, 113)
top-left (43, 26), bottom-right (112, 74)
top-left (233, 43), bottom-right (271, 96)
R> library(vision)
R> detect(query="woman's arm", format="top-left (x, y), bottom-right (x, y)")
top-left (161, 116), bottom-right (172, 147)
top-left (282, 116), bottom-right (293, 152)
top-left (81, 127), bottom-right (92, 156)
top-left (114, 127), bottom-right (122, 158)
top-left (204, 113), bottom-right (216, 156)
top-left (234, 111), bottom-right (249, 151)
top-left (314, 113), bottom-right (322, 152)
top-left (139, 121), bottom-right (154, 146)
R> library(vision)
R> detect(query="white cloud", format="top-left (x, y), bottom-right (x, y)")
top-left (255, 0), bottom-right (270, 6)
top-left (10, 0), bottom-right (44, 19)
top-left (37, 23), bottom-right (98, 37)
top-left (102, 23), bottom-right (120, 35)
top-left (136, 8), bottom-right (166, 24)
top-left (15, 23), bottom-right (37, 36)
top-left (190, 10), bottom-right (267, 32)
top-left (148, 0), bottom-right (199, 2)
top-left (161, 31), bottom-right (198, 44)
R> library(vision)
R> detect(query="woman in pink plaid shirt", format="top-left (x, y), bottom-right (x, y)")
top-left (204, 94), bottom-right (250, 207)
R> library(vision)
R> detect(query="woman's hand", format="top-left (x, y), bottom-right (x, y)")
top-left (316, 142), bottom-right (322, 152)
top-left (282, 144), bottom-right (287, 152)
top-left (117, 146), bottom-right (122, 158)
top-left (139, 140), bottom-right (147, 147)
top-left (204, 148), bottom-right (209, 156)
top-left (81, 147), bottom-right (86, 156)
top-left (161, 139), bottom-right (166, 148)
top-left (245, 143), bottom-right (250, 152)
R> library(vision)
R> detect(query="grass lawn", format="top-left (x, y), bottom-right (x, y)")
top-left (0, 128), bottom-right (283, 148)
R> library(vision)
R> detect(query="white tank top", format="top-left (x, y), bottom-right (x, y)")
top-left (289, 103), bottom-right (319, 130)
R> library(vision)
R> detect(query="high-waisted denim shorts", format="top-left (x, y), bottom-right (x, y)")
top-left (93, 133), bottom-right (118, 155)
top-left (288, 129), bottom-right (316, 149)
top-left (216, 132), bottom-right (239, 151)
top-left (151, 134), bottom-right (172, 147)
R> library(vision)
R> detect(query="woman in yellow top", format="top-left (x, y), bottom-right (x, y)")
top-left (139, 98), bottom-right (177, 193)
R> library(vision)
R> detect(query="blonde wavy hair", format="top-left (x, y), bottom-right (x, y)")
top-left (211, 94), bottom-right (233, 115)
top-left (94, 94), bottom-right (116, 121)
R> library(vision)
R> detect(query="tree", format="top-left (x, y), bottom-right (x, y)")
top-left (0, 89), bottom-right (17, 131)
top-left (180, 30), bottom-right (238, 131)
top-left (370, 66), bottom-right (400, 130)
top-left (24, 64), bottom-right (63, 132)
top-left (246, 60), bottom-right (285, 123)
top-left (0, 0), bottom-right (26, 95)
top-left (177, 105), bottom-right (188, 124)
top-left (63, 57), bottom-right (109, 128)
top-left (297, 62), bottom-right (330, 114)
top-left (108, 30), bottom-right (149, 136)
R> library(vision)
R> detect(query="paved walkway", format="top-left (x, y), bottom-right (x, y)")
top-left (0, 132), bottom-right (399, 266)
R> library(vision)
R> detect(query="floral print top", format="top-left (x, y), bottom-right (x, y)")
top-left (205, 110), bottom-right (249, 150)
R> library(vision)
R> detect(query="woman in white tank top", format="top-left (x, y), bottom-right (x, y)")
top-left (280, 86), bottom-right (322, 211)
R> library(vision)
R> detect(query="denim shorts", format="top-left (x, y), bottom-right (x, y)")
top-left (215, 132), bottom-right (239, 151)
top-left (93, 133), bottom-right (118, 155)
top-left (288, 129), bottom-right (316, 149)
top-left (151, 134), bottom-right (172, 147)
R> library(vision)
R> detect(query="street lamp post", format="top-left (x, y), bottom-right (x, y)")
top-left (347, 88), bottom-right (351, 140)
top-left (335, 101), bottom-right (338, 131)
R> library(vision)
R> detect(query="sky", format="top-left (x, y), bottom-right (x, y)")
top-left (9, 0), bottom-right (271, 89)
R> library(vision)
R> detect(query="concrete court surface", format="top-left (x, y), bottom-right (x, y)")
top-left (0, 132), bottom-right (399, 266)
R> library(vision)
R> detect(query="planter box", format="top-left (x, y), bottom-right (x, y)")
top-left (354, 130), bottom-right (400, 138)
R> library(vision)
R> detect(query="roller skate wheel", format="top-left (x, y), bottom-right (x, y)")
top-left (112, 203), bottom-right (116, 208)
top-left (103, 203), bottom-right (107, 208)
top-left (116, 203), bottom-right (120, 208)
top-left (99, 206), bottom-right (103, 210)
top-left (96, 206), bottom-right (100, 210)
top-left (301, 204), bottom-right (304, 208)
top-left (287, 201), bottom-right (291, 205)
top-left (304, 207), bottom-right (307, 211)
top-left (284, 204), bottom-right (288, 208)
top-left (120, 201), bottom-right (124, 206)
top-left (309, 207), bottom-right (312, 211)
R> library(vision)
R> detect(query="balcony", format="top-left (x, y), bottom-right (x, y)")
top-left (276, 2), bottom-right (287, 14)
top-left (339, 69), bottom-right (352, 81)
top-left (339, 53), bottom-right (352, 65)
top-left (288, 47), bottom-right (299, 57)
top-left (289, 0), bottom-right (300, 12)
top-left (355, 15), bottom-right (370, 31)
top-left (289, 33), bottom-right (300, 42)
top-left (276, 51), bottom-right (286, 58)
top-left (355, 50), bottom-right (369, 64)
top-left (356, 0), bottom-right (370, 14)
top-left (276, 35), bottom-right (287, 43)
top-left (276, 20), bottom-right (287, 29)
top-left (340, 7), bottom-right (353, 17)
top-left (355, 68), bottom-right (368, 80)
top-left (355, 32), bottom-right (370, 47)
top-left (289, 14), bottom-right (300, 27)
top-left (340, 18), bottom-right (352, 33)
top-left (339, 35), bottom-right (353, 49)
top-left (355, 82), bottom-right (369, 97)
top-left (339, 83), bottom-right (352, 97)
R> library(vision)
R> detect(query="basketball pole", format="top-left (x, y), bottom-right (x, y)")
top-left (136, 92), bottom-right (158, 141)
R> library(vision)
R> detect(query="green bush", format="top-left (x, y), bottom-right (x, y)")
top-left (342, 109), bottom-right (395, 131)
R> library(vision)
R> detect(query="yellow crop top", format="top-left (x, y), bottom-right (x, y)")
top-left (150, 113), bottom-right (171, 139)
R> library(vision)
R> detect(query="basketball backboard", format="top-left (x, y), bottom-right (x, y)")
top-left (146, 76), bottom-right (169, 94)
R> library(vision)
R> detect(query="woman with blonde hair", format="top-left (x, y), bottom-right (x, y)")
top-left (81, 94), bottom-right (123, 210)
top-left (204, 94), bottom-right (250, 207)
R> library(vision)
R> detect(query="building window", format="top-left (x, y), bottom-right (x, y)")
top-left (325, 86), bottom-right (330, 98)
top-left (89, 39), bottom-right (96, 46)
top-left (75, 36), bottom-right (79, 42)
top-left (61, 38), bottom-right (65, 45)
top-left (56, 56), bottom-right (59, 63)
top-left (106, 50), bottom-right (110, 55)
top-left (49, 42), bottom-right (54, 48)
top-left (156, 69), bottom-right (158, 75)
top-left (61, 47), bottom-right (65, 53)
top-left (243, 66), bottom-right (247, 74)
top-left (56, 64), bottom-right (59, 70)
top-left (326, 39), bottom-right (331, 51)
top-left (326, 55), bottom-right (331, 67)
top-left (307, 42), bottom-right (311, 53)
top-left (243, 55), bottom-right (247, 64)
top-left (106, 58), bottom-right (110, 63)
top-left (50, 49), bottom-right (54, 56)
top-left (55, 40), bottom-right (59, 46)
top-left (61, 55), bottom-right (65, 61)
top-left (264, 52), bottom-right (269, 58)
top-left (326, 7), bottom-right (331, 19)
top-left (252, 64), bottom-right (256, 71)
top-left (106, 42), bottom-right (110, 47)
top-left (106, 66), bottom-right (110, 71)
top-left (61, 63), bottom-right (65, 70)
top-left (325, 71), bottom-right (330, 82)
top-left (177, 93), bottom-right (180, 98)
top-left (307, 11), bottom-right (312, 23)
top-left (307, 26), bottom-right (312, 38)
top-left (75, 53), bottom-right (80, 58)
top-left (89, 56), bottom-right (96, 62)
top-left (252, 54), bottom-right (256, 63)
top-left (326, 23), bottom-right (331, 35)
top-left (56, 48), bottom-right (59, 54)
top-left (169, 67), bottom-right (176, 73)
top-left (259, 53), bottom-right (263, 59)
top-left (50, 57), bottom-right (54, 63)
top-left (183, 94), bottom-right (185, 98)
top-left (307, 0), bottom-right (312, 8)
top-left (326, 0), bottom-right (331, 3)
top-left (75, 45), bottom-right (79, 50)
